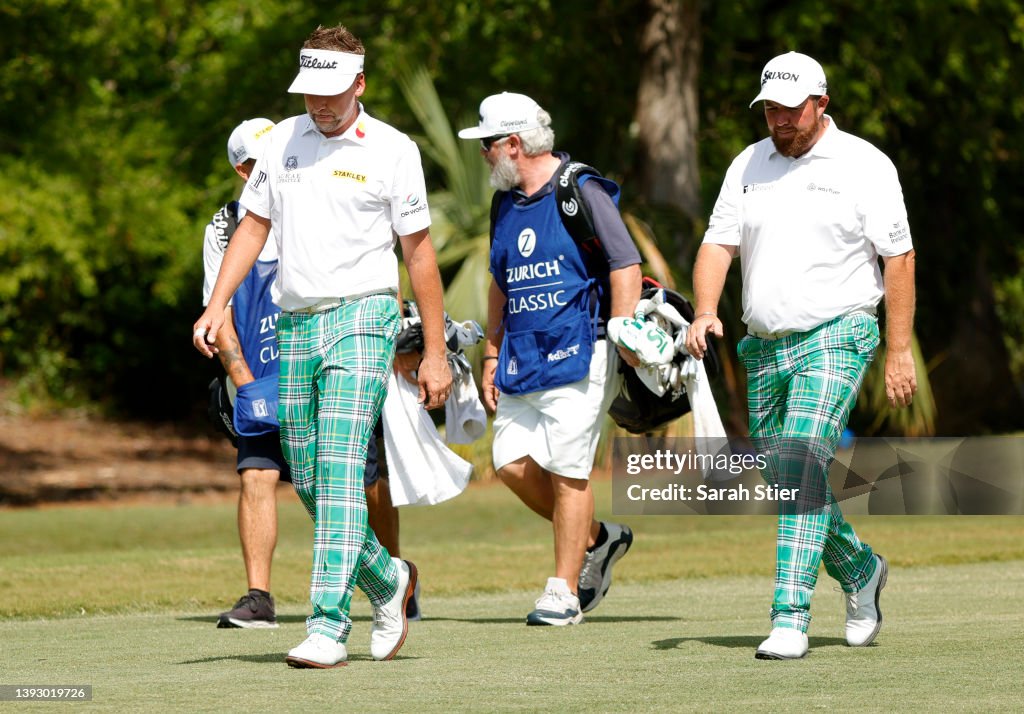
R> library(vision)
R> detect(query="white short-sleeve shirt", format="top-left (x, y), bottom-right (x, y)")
top-left (240, 106), bottom-right (431, 311)
top-left (703, 117), bottom-right (913, 334)
top-left (202, 204), bottom-right (278, 306)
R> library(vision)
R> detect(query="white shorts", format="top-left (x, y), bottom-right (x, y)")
top-left (492, 340), bottom-right (620, 480)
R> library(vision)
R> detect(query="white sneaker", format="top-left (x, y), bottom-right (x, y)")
top-left (755, 627), bottom-right (809, 660)
top-left (845, 554), bottom-right (888, 646)
top-left (526, 577), bottom-right (583, 626)
top-left (370, 558), bottom-right (417, 661)
top-left (285, 633), bottom-right (348, 668)
top-left (578, 522), bottom-right (634, 613)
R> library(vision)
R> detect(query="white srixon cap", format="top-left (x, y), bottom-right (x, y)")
top-left (226, 118), bottom-right (275, 168)
top-left (749, 52), bottom-right (828, 108)
top-left (458, 92), bottom-right (543, 139)
top-left (287, 49), bottom-right (364, 95)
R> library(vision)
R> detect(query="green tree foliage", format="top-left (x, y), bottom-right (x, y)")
top-left (1, 0), bottom-right (1021, 433)
top-left (699, 0), bottom-right (1024, 433)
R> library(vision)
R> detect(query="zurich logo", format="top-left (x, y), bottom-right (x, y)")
top-left (517, 228), bottom-right (537, 257)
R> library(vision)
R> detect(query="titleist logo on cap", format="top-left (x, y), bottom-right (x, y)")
top-left (299, 54), bottom-right (338, 69)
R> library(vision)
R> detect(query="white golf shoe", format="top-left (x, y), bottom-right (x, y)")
top-left (845, 554), bottom-right (888, 646)
top-left (370, 558), bottom-right (417, 661)
top-left (285, 633), bottom-right (347, 668)
top-left (755, 627), bottom-right (809, 660)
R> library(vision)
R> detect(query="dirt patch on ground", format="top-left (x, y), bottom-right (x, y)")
top-left (0, 411), bottom-right (240, 507)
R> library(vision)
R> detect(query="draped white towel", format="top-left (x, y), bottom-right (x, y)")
top-left (382, 372), bottom-right (473, 507)
top-left (444, 369), bottom-right (487, 445)
top-left (683, 358), bottom-right (731, 481)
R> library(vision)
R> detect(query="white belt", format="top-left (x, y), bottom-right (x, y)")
top-left (287, 290), bottom-right (396, 315)
top-left (748, 308), bottom-right (877, 341)
top-left (747, 328), bottom-right (796, 341)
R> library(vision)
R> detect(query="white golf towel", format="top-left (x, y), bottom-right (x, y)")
top-left (444, 369), bottom-right (487, 445)
top-left (381, 372), bottom-right (473, 507)
top-left (684, 358), bottom-right (731, 481)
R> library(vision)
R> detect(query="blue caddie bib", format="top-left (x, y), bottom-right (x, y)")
top-left (231, 259), bottom-right (281, 436)
top-left (490, 188), bottom-right (597, 395)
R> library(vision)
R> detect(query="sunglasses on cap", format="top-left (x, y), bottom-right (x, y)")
top-left (480, 134), bottom-right (512, 151)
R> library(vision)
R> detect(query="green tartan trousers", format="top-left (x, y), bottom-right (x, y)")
top-left (738, 312), bottom-right (881, 632)
top-left (276, 294), bottom-right (400, 642)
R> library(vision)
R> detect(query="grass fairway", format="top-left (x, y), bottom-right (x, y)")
top-left (2, 482), bottom-right (1023, 711)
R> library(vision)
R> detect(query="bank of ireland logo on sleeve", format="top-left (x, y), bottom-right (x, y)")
top-left (518, 228), bottom-right (537, 258)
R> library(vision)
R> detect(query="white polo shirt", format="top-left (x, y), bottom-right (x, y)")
top-left (703, 117), bottom-right (913, 334)
top-left (240, 105), bottom-right (431, 311)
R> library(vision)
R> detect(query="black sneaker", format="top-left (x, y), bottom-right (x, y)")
top-left (217, 590), bottom-right (278, 629)
top-left (578, 523), bottom-right (633, 613)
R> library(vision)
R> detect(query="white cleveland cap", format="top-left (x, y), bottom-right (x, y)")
top-left (458, 92), bottom-right (543, 139)
top-left (226, 118), bottom-right (275, 168)
top-left (749, 52), bottom-right (828, 108)
top-left (287, 49), bottom-right (364, 95)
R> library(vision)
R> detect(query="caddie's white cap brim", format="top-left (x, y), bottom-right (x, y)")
top-left (287, 49), bottom-right (364, 95)
top-left (458, 92), bottom-right (543, 139)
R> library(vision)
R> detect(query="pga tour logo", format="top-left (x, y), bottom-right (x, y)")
top-left (253, 399), bottom-right (269, 418)
top-left (517, 228), bottom-right (537, 258)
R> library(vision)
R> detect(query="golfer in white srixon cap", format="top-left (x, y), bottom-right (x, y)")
top-left (193, 23), bottom-right (452, 669)
top-left (686, 51), bottom-right (917, 660)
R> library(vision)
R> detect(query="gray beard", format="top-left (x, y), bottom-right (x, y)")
top-left (489, 153), bottom-right (522, 191)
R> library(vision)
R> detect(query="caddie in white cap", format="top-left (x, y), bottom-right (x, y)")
top-left (688, 50), bottom-right (917, 661)
top-left (204, 115), bottom-right (287, 632)
top-left (458, 91), bottom-right (643, 628)
top-left (226, 117), bottom-right (275, 171)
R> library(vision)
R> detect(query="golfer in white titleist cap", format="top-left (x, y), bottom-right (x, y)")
top-left (193, 23), bottom-right (452, 669)
top-left (687, 51), bottom-right (917, 660)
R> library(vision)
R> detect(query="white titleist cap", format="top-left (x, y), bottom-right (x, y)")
top-left (458, 92), bottom-right (543, 139)
top-left (287, 49), bottom-right (364, 95)
top-left (749, 51), bottom-right (828, 108)
top-left (226, 118), bottom-right (275, 168)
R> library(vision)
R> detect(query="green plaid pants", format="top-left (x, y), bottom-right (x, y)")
top-left (738, 313), bottom-right (881, 632)
top-left (276, 294), bottom-right (400, 642)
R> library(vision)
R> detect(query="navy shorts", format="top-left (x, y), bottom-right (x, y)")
top-left (237, 432), bottom-right (291, 483)
top-left (363, 417), bottom-right (387, 487)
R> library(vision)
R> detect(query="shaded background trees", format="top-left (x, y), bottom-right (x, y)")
top-left (1, 0), bottom-right (1021, 435)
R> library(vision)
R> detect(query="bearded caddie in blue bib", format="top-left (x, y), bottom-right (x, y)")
top-left (461, 92), bottom-right (643, 627)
